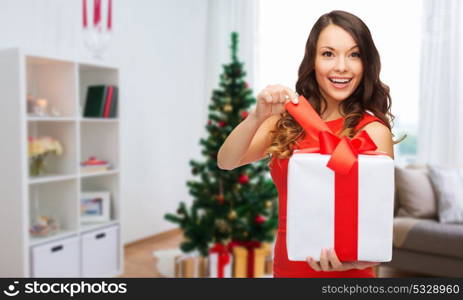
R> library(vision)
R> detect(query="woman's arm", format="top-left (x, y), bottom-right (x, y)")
top-left (217, 84), bottom-right (298, 170)
top-left (217, 113), bottom-right (278, 170)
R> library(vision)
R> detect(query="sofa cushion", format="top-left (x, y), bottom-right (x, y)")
top-left (393, 217), bottom-right (463, 259)
top-left (428, 165), bottom-right (463, 224)
top-left (395, 166), bottom-right (437, 218)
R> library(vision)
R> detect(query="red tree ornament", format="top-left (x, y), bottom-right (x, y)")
top-left (255, 215), bottom-right (266, 225)
top-left (238, 174), bottom-right (249, 184)
top-left (218, 121), bottom-right (226, 127)
top-left (215, 194), bottom-right (225, 204)
top-left (241, 111), bottom-right (249, 119)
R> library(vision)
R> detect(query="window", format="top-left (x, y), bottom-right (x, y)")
top-left (256, 0), bottom-right (422, 166)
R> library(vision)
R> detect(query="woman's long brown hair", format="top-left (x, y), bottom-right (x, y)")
top-left (266, 10), bottom-right (397, 160)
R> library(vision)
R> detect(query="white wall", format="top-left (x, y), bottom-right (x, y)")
top-left (257, 0), bottom-right (422, 128)
top-left (0, 0), bottom-right (209, 244)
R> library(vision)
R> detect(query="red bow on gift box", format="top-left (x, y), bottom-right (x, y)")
top-left (209, 241), bottom-right (263, 278)
top-left (209, 243), bottom-right (231, 278)
top-left (286, 96), bottom-right (383, 175)
top-left (295, 130), bottom-right (380, 175)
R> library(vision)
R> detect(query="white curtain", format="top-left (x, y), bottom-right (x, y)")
top-left (417, 0), bottom-right (463, 166)
top-left (202, 0), bottom-right (258, 125)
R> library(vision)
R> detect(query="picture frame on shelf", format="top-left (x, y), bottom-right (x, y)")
top-left (80, 191), bottom-right (111, 223)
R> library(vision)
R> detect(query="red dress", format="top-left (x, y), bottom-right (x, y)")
top-left (270, 113), bottom-right (383, 278)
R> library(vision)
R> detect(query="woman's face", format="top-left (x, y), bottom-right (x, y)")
top-left (314, 24), bottom-right (363, 104)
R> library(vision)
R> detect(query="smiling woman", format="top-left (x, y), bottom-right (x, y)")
top-left (314, 25), bottom-right (364, 120)
top-left (265, 11), bottom-right (394, 278)
top-left (217, 9), bottom-right (395, 278)
top-left (266, 10), bottom-right (395, 162)
top-left (257, 0), bottom-right (422, 165)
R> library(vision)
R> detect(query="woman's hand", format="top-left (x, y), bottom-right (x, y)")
top-left (306, 248), bottom-right (380, 272)
top-left (253, 84), bottom-right (299, 122)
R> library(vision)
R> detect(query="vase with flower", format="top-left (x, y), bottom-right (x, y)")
top-left (28, 137), bottom-right (63, 177)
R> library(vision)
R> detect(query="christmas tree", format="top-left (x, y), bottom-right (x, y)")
top-left (164, 32), bottom-right (278, 257)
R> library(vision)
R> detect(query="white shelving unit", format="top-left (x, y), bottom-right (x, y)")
top-left (0, 48), bottom-right (123, 277)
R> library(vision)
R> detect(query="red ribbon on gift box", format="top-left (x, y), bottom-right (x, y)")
top-left (285, 96), bottom-right (385, 261)
top-left (209, 243), bottom-right (231, 278)
top-left (228, 240), bottom-right (261, 278)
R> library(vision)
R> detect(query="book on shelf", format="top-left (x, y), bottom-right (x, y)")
top-left (83, 85), bottom-right (106, 117)
top-left (109, 86), bottom-right (118, 118)
top-left (83, 85), bottom-right (118, 118)
top-left (81, 164), bottom-right (112, 173)
top-left (80, 157), bottom-right (112, 173)
top-left (103, 86), bottom-right (114, 118)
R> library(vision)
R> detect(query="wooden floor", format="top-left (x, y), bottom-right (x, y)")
top-left (121, 229), bottom-right (426, 278)
top-left (121, 228), bottom-right (184, 278)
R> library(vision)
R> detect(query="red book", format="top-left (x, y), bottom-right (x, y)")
top-left (81, 156), bottom-right (108, 166)
top-left (103, 86), bottom-right (114, 118)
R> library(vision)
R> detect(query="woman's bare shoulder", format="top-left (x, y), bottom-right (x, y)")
top-left (359, 121), bottom-right (394, 158)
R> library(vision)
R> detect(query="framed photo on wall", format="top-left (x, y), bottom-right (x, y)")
top-left (80, 191), bottom-right (111, 223)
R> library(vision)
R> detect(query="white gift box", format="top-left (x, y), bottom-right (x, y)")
top-left (286, 153), bottom-right (394, 262)
top-left (208, 252), bottom-right (233, 278)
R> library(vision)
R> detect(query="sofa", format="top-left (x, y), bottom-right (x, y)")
top-left (384, 164), bottom-right (463, 277)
